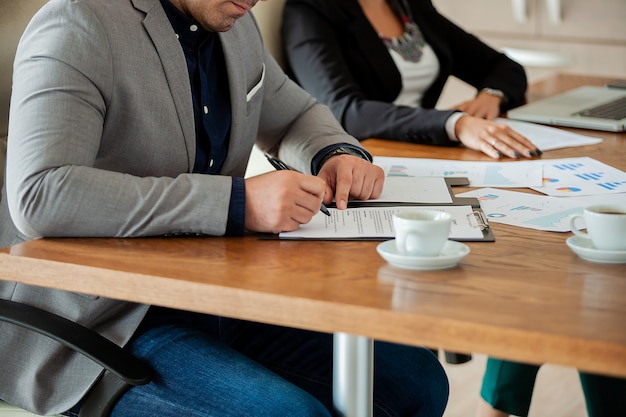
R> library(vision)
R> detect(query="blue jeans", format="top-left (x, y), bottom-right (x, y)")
top-left (68, 306), bottom-right (449, 417)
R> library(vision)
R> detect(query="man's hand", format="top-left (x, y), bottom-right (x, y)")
top-left (455, 116), bottom-right (541, 159)
top-left (244, 170), bottom-right (326, 233)
top-left (317, 154), bottom-right (384, 210)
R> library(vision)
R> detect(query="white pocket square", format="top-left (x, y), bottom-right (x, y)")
top-left (246, 64), bottom-right (265, 102)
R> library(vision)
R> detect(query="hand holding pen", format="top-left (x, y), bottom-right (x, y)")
top-left (264, 153), bottom-right (331, 216)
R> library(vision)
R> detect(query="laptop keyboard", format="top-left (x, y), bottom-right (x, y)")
top-left (577, 96), bottom-right (626, 120)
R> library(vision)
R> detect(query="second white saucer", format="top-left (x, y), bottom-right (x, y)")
top-left (377, 240), bottom-right (470, 270)
top-left (566, 236), bottom-right (626, 264)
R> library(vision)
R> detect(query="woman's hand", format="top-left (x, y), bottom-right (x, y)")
top-left (453, 92), bottom-right (503, 120)
top-left (454, 115), bottom-right (541, 159)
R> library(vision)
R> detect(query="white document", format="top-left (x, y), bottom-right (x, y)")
top-left (371, 176), bottom-right (452, 204)
top-left (496, 118), bottom-right (603, 151)
top-left (279, 206), bottom-right (485, 240)
top-left (532, 157), bottom-right (626, 196)
top-left (374, 156), bottom-right (543, 188)
top-left (457, 188), bottom-right (586, 232)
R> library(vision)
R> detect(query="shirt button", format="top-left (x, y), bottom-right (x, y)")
top-left (190, 24), bottom-right (198, 32)
top-left (203, 105), bottom-right (209, 114)
top-left (209, 159), bottom-right (214, 167)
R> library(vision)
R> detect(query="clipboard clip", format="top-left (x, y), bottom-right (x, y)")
top-left (467, 210), bottom-right (489, 231)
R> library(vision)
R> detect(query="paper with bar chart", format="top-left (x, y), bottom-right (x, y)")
top-left (531, 157), bottom-right (626, 196)
top-left (457, 188), bottom-right (585, 232)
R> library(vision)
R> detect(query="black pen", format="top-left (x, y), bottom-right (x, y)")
top-left (264, 153), bottom-right (331, 216)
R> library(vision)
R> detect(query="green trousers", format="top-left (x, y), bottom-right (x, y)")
top-left (480, 358), bottom-right (626, 417)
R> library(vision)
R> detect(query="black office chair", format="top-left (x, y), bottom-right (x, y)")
top-left (0, 299), bottom-right (152, 417)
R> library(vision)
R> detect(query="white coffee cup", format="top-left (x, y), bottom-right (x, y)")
top-left (392, 209), bottom-right (452, 257)
top-left (569, 204), bottom-right (626, 251)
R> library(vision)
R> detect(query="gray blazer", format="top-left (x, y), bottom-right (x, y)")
top-left (0, 0), bottom-right (363, 414)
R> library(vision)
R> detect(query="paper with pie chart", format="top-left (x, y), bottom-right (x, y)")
top-left (457, 188), bottom-right (585, 232)
top-left (531, 157), bottom-right (626, 196)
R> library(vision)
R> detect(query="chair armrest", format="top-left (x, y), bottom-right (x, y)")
top-left (0, 299), bottom-right (151, 385)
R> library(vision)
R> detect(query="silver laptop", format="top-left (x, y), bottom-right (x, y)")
top-left (507, 86), bottom-right (626, 132)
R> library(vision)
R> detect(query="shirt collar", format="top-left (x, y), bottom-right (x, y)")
top-left (160, 0), bottom-right (210, 49)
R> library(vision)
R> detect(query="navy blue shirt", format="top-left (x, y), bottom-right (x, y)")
top-left (161, 0), bottom-right (244, 235)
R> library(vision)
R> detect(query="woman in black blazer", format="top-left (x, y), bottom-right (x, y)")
top-left (282, 0), bottom-right (541, 159)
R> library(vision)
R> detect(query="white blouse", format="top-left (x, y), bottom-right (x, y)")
top-left (388, 43), bottom-right (439, 107)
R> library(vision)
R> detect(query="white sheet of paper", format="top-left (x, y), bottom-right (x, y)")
top-left (374, 156), bottom-right (543, 187)
top-left (373, 176), bottom-right (452, 204)
top-left (279, 206), bottom-right (484, 240)
top-left (496, 118), bottom-right (603, 151)
top-left (457, 188), bottom-right (586, 232)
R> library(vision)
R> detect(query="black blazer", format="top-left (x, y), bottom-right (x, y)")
top-left (282, 0), bottom-right (528, 145)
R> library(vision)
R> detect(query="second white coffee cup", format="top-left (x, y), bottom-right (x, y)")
top-left (569, 204), bottom-right (626, 251)
top-left (392, 209), bottom-right (452, 257)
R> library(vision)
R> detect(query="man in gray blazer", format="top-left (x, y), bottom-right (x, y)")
top-left (0, 0), bottom-right (449, 416)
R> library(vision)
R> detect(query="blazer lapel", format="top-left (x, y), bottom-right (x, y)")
top-left (132, 0), bottom-right (196, 171)
top-left (218, 29), bottom-right (248, 174)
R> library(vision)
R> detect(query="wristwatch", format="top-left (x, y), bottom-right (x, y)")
top-left (480, 88), bottom-right (506, 101)
top-left (319, 146), bottom-right (365, 167)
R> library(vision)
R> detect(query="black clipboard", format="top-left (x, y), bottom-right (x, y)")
top-left (259, 177), bottom-right (494, 242)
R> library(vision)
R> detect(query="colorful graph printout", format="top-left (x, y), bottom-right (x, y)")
top-left (531, 157), bottom-right (626, 196)
top-left (457, 188), bottom-right (586, 232)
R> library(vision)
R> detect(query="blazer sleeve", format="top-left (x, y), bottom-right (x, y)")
top-left (282, 0), bottom-right (457, 146)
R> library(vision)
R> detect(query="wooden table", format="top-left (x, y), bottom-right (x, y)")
top-left (1, 74), bottom-right (625, 416)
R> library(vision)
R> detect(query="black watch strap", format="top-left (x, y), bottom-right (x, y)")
top-left (319, 146), bottom-right (365, 167)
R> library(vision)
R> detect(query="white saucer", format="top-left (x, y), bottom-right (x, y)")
top-left (376, 240), bottom-right (470, 270)
top-left (566, 236), bottom-right (626, 264)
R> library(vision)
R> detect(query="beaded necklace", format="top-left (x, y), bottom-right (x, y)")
top-left (380, 0), bottom-right (426, 63)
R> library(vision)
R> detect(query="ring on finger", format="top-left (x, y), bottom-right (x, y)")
top-left (491, 139), bottom-right (498, 147)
